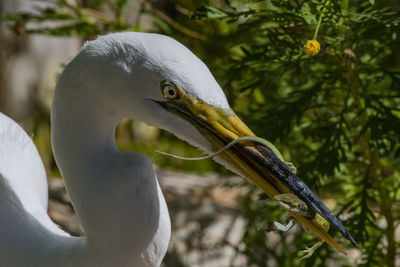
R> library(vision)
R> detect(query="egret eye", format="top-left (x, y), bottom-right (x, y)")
top-left (161, 81), bottom-right (180, 100)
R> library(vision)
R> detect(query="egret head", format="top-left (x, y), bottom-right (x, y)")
top-left (70, 32), bottom-right (250, 157)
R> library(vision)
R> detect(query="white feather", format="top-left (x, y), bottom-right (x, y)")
top-left (0, 31), bottom-right (233, 266)
top-left (0, 113), bottom-right (67, 236)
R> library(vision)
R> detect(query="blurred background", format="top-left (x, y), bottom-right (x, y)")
top-left (1, 0), bottom-right (399, 266)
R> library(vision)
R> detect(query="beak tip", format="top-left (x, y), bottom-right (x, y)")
top-left (347, 234), bottom-right (358, 247)
top-left (335, 221), bottom-right (357, 247)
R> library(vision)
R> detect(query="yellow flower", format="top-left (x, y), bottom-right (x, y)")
top-left (304, 40), bottom-right (320, 56)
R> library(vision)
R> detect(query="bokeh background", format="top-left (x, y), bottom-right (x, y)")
top-left (1, 0), bottom-right (400, 266)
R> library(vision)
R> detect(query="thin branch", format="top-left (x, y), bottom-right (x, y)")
top-left (81, 8), bottom-right (114, 23)
top-left (104, 0), bottom-right (117, 13)
top-left (139, 0), bottom-right (211, 43)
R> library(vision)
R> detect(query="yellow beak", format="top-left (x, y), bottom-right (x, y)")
top-left (158, 88), bottom-right (356, 254)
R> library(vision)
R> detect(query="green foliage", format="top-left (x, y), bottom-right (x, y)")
top-left (189, 0), bottom-right (400, 266)
top-left (1, 0), bottom-right (135, 37)
top-left (2, 0), bottom-right (399, 266)
top-left (191, 5), bottom-right (229, 20)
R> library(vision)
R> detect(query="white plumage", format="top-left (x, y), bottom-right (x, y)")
top-left (0, 32), bottom-right (232, 266)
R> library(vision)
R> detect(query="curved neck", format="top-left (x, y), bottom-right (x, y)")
top-left (52, 89), bottom-right (119, 165)
top-left (50, 61), bottom-right (168, 266)
top-left (52, 87), bottom-right (121, 235)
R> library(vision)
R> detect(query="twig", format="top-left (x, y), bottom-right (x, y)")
top-left (104, 0), bottom-right (117, 13)
top-left (81, 8), bottom-right (114, 23)
top-left (139, 0), bottom-right (210, 43)
top-left (313, 0), bottom-right (330, 40)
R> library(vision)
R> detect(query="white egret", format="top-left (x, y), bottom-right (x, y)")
top-left (0, 32), bottom-right (356, 267)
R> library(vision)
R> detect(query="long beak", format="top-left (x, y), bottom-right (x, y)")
top-left (158, 91), bottom-right (356, 254)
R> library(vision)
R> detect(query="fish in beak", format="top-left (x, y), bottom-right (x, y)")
top-left (157, 81), bottom-right (357, 254)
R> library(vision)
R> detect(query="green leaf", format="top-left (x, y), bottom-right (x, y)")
top-left (192, 5), bottom-right (229, 20)
top-left (115, 0), bottom-right (128, 9)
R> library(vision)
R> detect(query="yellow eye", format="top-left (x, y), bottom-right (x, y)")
top-left (161, 81), bottom-right (180, 100)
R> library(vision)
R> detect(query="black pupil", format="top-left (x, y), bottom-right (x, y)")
top-left (168, 89), bottom-right (175, 96)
